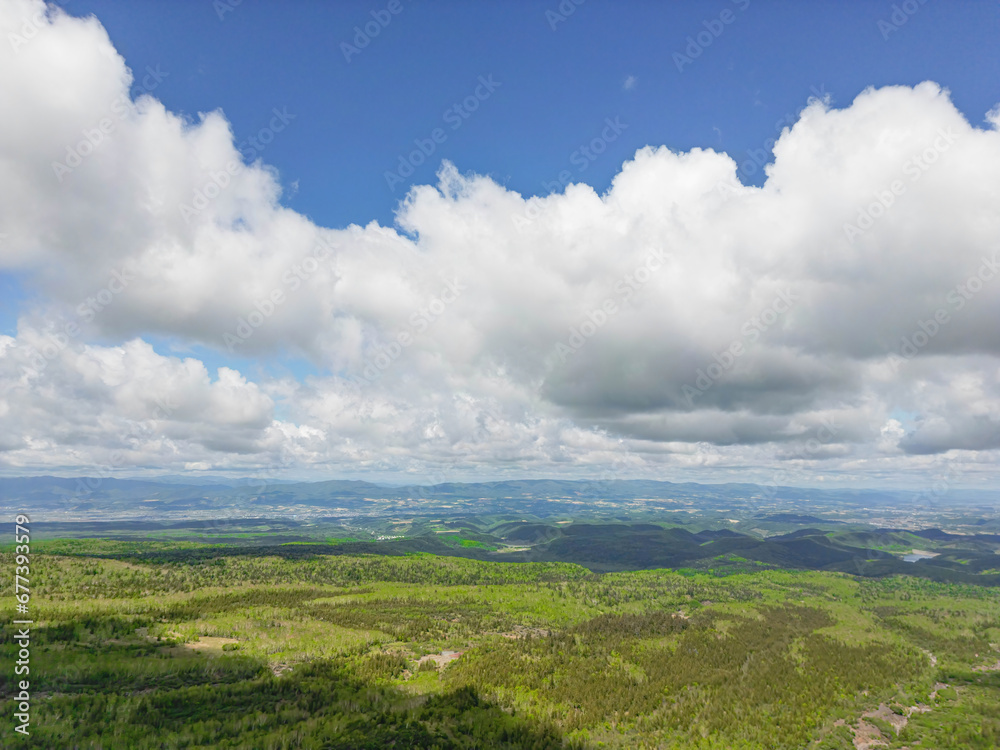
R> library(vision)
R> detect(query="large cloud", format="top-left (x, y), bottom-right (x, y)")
top-left (0, 330), bottom-right (276, 465)
top-left (1, 0), bottom-right (999, 485)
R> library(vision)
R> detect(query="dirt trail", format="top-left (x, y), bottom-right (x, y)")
top-left (852, 720), bottom-right (887, 749)
top-left (850, 650), bottom-right (942, 750)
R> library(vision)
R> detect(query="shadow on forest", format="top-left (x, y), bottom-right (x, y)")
top-left (1, 619), bottom-right (576, 749)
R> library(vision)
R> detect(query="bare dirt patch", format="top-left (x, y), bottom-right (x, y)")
top-left (157, 632), bottom-right (239, 657)
top-left (928, 681), bottom-right (949, 700)
top-left (852, 720), bottom-right (888, 749)
top-left (181, 636), bottom-right (239, 652)
top-left (862, 703), bottom-right (907, 734)
top-left (973, 658), bottom-right (1000, 672)
top-left (498, 626), bottom-right (549, 639)
top-left (415, 650), bottom-right (465, 668)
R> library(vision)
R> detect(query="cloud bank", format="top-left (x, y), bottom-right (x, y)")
top-left (2, 0), bottom-right (1000, 488)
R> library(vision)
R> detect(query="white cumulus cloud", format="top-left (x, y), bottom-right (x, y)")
top-left (1, 0), bottom-right (999, 487)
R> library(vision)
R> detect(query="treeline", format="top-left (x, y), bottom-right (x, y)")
top-left (10, 548), bottom-right (591, 599)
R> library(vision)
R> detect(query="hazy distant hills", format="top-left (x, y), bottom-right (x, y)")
top-left (0, 475), bottom-right (995, 519)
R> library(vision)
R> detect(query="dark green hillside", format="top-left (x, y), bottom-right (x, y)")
top-left (36, 514), bottom-right (1000, 587)
top-left (490, 521), bottom-right (564, 544)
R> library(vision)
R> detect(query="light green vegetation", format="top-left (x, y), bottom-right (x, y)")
top-left (1, 540), bottom-right (998, 748)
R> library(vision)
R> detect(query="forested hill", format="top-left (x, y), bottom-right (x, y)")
top-left (3, 538), bottom-right (999, 748)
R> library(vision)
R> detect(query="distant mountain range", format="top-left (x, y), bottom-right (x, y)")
top-left (59, 515), bottom-right (1000, 585)
top-left (0, 475), bottom-right (995, 520)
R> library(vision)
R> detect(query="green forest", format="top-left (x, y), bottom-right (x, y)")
top-left (3, 539), bottom-right (1000, 748)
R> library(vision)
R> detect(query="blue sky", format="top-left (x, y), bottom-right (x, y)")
top-left (62, 0), bottom-right (1000, 230)
top-left (2, 0), bottom-right (1000, 485)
